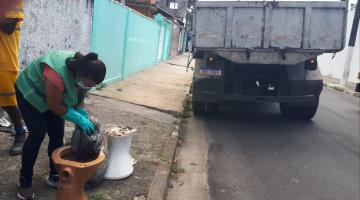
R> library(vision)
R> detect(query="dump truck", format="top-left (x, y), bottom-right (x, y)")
top-left (190, 0), bottom-right (348, 119)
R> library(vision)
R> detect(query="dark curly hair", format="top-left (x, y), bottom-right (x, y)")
top-left (66, 52), bottom-right (106, 84)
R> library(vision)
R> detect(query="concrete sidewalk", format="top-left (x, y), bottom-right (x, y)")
top-left (322, 76), bottom-right (360, 97)
top-left (92, 54), bottom-right (193, 115)
top-left (0, 54), bottom-right (192, 200)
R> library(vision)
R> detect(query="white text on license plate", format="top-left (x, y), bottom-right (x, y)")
top-left (200, 68), bottom-right (222, 76)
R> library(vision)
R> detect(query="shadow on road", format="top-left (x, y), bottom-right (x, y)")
top-left (199, 102), bottom-right (317, 136)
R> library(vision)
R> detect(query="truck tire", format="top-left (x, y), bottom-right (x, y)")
top-left (280, 103), bottom-right (318, 120)
top-left (193, 101), bottom-right (218, 115)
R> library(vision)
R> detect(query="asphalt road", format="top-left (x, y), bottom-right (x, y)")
top-left (194, 88), bottom-right (359, 200)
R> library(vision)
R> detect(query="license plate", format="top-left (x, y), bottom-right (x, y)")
top-left (200, 68), bottom-right (222, 76)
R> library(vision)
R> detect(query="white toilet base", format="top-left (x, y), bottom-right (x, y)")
top-left (104, 167), bottom-right (134, 180)
top-left (104, 127), bottom-right (136, 180)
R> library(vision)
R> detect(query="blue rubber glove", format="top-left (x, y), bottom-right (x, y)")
top-left (76, 108), bottom-right (88, 118)
top-left (63, 108), bottom-right (94, 134)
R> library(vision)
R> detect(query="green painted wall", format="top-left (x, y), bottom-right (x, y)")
top-left (123, 11), bottom-right (160, 77)
top-left (155, 14), bottom-right (173, 61)
top-left (92, 1), bottom-right (173, 83)
top-left (92, 0), bottom-right (127, 83)
top-left (163, 21), bottom-right (172, 61)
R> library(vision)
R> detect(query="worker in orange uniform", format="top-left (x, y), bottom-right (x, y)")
top-left (0, 0), bottom-right (26, 155)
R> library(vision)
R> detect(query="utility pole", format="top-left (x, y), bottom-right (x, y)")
top-left (341, 0), bottom-right (360, 86)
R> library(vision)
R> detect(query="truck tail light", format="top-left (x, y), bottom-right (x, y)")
top-left (305, 58), bottom-right (318, 71)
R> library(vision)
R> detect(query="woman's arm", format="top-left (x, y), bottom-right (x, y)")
top-left (75, 102), bottom-right (85, 109)
top-left (42, 64), bottom-right (93, 133)
top-left (46, 80), bottom-right (94, 133)
top-left (45, 80), bottom-right (67, 116)
top-left (42, 63), bottom-right (67, 116)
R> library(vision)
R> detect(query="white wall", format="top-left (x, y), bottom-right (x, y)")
top-left (19, 0), bottom-right (94, 68)
top-left (318, 6), bottom-right (360, 83)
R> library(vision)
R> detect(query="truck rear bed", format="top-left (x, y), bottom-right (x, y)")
top-left (193, 1), bottom-right (348, 64)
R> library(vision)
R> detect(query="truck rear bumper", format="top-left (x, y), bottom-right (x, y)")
top-left (202, 91), bottom-right (317, 105)
top-left (192, 70), bottom-right (322, 106)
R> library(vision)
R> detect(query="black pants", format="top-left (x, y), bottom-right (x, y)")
top-left (16, 88), bottom-right (64, 182)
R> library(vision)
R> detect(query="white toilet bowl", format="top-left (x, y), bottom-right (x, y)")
top-left (104, 126), bottom-right (136, 180)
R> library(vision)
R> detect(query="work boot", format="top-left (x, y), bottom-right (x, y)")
top-left (45, 174), bottom-right (59, 188)
top-left (10, 133), bottom-right (25, 156)
top-left (17, 176), bottom-right (34, 200)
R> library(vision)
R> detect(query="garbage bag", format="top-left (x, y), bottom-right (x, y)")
top-left (85, 152), bottom-right (108, 189)
top-left (70, 118), bottom-right (103, 162)
top-left (70, 117), bottom-right (108, 188)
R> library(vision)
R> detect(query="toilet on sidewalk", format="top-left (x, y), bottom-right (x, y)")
top-left (104, 126), bottom-right (137, 180)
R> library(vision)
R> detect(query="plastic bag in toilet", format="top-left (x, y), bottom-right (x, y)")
top-left (70, 117), bottom-right (108, 188)
top-left (71, 118), bottom-right (103, 161)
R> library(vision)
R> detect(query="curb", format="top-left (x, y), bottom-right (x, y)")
top-left (147, 136), bottom-right (178, 200)
top-left (323, 82), bottom-right (360, 98)
top-left (147, 87), bottom-right (191, 200)
top-left (146, 97), bottom-right (189, 200)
